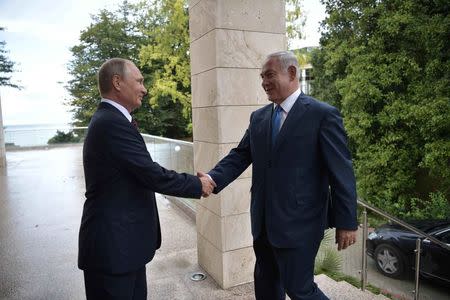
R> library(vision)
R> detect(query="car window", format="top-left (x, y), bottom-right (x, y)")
top-left (429, 223), bottom-right (450, 233)
top-left (437, 230), bottom-right (450, 244)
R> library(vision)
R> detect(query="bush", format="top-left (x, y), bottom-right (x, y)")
top-left (396, 192), bottom-right (450, 220)
top-left (48, 130), bottom-right (81, 144)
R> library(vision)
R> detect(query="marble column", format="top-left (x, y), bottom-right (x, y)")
top-left (0, 93), bottom-right (6, 168)
top-left (189, 0), bottom-right (286, 288)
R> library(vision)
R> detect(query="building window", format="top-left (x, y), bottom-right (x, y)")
top-left (300, 68), bottom-right (314, 95)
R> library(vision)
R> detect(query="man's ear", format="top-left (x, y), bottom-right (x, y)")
top-left (112, 74), bottom-right (121, 91)
top-left (288, 65), bottom-right (297, 81)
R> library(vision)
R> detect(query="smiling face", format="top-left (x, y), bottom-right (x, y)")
top-left (114, 62), bottom-right (147, 112)
top-left (260, 56), bottom-right (298, 105)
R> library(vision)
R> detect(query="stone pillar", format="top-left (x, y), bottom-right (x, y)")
top-left (189, 0), bottom-right (286, 288)
top-left (0, 93), bottom-right (6, 168)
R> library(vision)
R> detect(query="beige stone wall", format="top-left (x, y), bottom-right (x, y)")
top-left (0, 94), bottom-right (6, 168)
top-left (189, 0), bottom-right (286, 288)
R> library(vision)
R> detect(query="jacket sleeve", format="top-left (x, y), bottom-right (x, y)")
top-left (105, 120), bottom-right (202, 199)
top-left (208, 116), bottom-right (253, 193)
top-left (319, 106), bottom-right (358, 230)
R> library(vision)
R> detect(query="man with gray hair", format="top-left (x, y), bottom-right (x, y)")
top-left (79, 58), bottom-right (215, 299)
top-left (199, 51), bottom-right (358, 299)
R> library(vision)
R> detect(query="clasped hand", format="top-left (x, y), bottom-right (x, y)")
top-left (197, 171), bottom-right (216, 197)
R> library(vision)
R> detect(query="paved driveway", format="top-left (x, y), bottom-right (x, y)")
top-left (1, 146), bottom-right (448, 300)
top-left (0, 146), bottom-right (256, 300)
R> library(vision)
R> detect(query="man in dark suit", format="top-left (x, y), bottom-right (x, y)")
top-left (199, 51), bottom-right (358, 300)
top-left (79, 58), bottom-right (215, 300)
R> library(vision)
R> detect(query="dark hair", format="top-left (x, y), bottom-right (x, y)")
top-left (97, 58), bottom-right (132, 96)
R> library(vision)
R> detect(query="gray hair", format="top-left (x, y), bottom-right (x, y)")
top-left (266, 51), bottom-right (300, 79)
top-left (97, 58), bottom-right (133, 96)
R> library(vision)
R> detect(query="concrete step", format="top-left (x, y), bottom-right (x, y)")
top-left (315, 274), bottom-right (389, 300)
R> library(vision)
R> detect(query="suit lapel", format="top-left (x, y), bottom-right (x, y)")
top-left (261, 105), bottom-right (272, 157)
top-left (273, 93), bottom-right (311, 152)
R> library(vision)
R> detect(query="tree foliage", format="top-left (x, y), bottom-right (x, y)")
top-left (138, 0), bottom-right (192, 137)
top-left (311, 0), bottom-right (450, 218)
top-left (67, 0), bottom-right (305, 138)
top-left (293, 47), bottom-right (314, 68)
top-left (67, 2), bottom-right (144, 126)
top-left (0, 27), bottom-right (20, 89)
top-left (286, 0), bottom-right (306, 49)
top-left (67, 0), bottom-right (190, 137)
top-left (48, 130), bottom-right (82, 144)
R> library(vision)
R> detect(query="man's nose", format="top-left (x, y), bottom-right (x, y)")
top-left (261, 79), bottom-right (268, 88)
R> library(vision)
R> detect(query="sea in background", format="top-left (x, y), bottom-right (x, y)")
top-left (3, 124), bottom-right (75, 147)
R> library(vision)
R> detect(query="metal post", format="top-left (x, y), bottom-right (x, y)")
top-left (361, 208), bottom-right (368, 291)
top-left (0, 92), bottom-right (6, 168)
top-left (413, 238), bottom-right (421, 300)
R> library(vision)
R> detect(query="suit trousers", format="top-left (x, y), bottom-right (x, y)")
top-left (253, 229), bottom-right (329, 300)
top-left (83, 266), bottom-right (147, 300)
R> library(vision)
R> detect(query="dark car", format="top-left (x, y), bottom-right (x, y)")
top-left (366, 219), bottom-right (450, 285)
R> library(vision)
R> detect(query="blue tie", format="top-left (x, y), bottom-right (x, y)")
top-left (272, 105), bottom-right (282, 145)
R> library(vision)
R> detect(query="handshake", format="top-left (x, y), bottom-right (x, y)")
top-left (197, 171), bottom-right (216, 197)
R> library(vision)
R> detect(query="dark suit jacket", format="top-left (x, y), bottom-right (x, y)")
top-left (209, 93), bottom-right (358, 248)
top-left (78, 102), bottom-right (202, 274)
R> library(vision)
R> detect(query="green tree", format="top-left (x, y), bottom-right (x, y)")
top-left (293, 47), bottom-right (313, 68)
top-left (286, 0), bottom-right (306, 49)
top-left (67, 2), bottom-right (146, 127)
top-left (67, 0), bottom-right (306, 138)
top-left (138, 0), bottom-right (192, 138)
top-left (311, 0), bottom-right (450, 218)
top-left (0, 27), bottom-right (20, 89)
top-left (66, 0), bottom-right (190, 138)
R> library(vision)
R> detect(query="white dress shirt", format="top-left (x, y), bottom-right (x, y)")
top-left (101, 98), bottom-right (132, 123)
top-left (274, 88), bottom-right (301, 129)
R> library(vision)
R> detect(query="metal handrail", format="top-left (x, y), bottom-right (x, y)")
top-left (4, 126), bottom-right (88, 132)
top-left (3, 127), bottom-right (191, 146)
top-left (358, 198), bottom-right (450, 300)
top-left (141, 133), bottom-right (193, 146)
top-left (358, 198), bottom-right (450, 251)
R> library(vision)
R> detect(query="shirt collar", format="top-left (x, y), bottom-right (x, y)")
top-left (101, 98), bottom-right (132, 123)
top-left (274, 88), bottom-right (301, 113)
